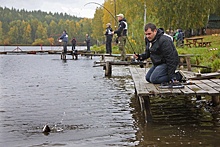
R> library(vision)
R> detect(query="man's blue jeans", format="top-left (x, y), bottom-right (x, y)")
top-left (146, 64), bottom-right (170, 84)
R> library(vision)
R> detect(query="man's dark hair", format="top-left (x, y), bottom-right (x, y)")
top-left (144, 23), bottom-right (157, 31)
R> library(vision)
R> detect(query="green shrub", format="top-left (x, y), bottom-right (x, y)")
top-left (212, 59), bottom-right (220, 71)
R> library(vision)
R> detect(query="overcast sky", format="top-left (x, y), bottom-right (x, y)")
top-left (0, 0), bottom-right (105, 18)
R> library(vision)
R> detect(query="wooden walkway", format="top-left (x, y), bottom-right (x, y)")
top-left (129, 67), bottom-right (220, 123)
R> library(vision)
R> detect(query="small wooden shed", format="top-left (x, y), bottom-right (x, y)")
top-left (206, 14), bottom-right (220, 35)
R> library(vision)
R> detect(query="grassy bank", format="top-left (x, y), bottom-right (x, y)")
top-left (91, 35), bottom-right (220, 72)
top-left (177, 35), bottom-right (220, 72)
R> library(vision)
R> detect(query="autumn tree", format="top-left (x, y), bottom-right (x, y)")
top-left (0, 21), bottom-right (2, 44)
top-left (22, 21), bottom-right (32, 44)
top-left (92, 7), bottom-right (105, 44)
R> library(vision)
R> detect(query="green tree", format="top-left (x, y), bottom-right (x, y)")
top-left (0, 21), bottom-right (2, 44)
top-left (29, 19), bottom-right (39, 42)
top-left (23, 22), bottom-right (32, 44)
top-left (36, 22), bottom-right (48, 40)
top-left (8, 25), bottom-right (19, 44)
top-left (92, 7), bottom-right (104, 44)
top-left (154, 0), bottom-right (219, 30)
top-left (48, 20), bottom-right (59, 39)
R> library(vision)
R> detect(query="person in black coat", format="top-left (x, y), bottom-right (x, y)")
top-left (71, 37), bottom-right (76, 51)
top-left (85, 34), bottom-right (90, 52)
top-left (134, 23), bottom-right (185, 84)
top-left (105, 23), bottom-right (113, 54)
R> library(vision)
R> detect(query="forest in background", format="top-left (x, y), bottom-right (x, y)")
top-left (0, 0), bottom-right (220, 52)
top-left (0, 6), bottom-right (93, 46)
top-left (92, 0), bottom-right (220, 53)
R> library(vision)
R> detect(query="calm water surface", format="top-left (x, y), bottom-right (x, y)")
top-left (0, 50), bottom-right (220, 147)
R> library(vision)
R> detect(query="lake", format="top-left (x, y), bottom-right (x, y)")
top-left (0, 46), bottom-right (220, 147)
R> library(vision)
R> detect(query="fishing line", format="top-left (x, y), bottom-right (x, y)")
top-left (84, 2), bottom-right (136, 54)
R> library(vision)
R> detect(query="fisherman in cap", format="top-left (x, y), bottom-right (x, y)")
top-left (59, 30), bottom-right (68, 55)
top-left (112, 13), bottom-right (128, 61)
top-left (105, 23), bottom-right (113, 54)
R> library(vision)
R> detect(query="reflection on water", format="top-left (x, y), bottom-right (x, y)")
top-left (131, 95), bottom-right (220, 146)
top-left (0, 54), bottom-right (220, 147)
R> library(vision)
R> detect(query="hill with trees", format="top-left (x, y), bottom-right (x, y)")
top-left (0, 6), bottom-right (93, 46)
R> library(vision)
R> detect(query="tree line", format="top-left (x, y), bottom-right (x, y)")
top-left (92, 0), bottom-right (220, 53)
top-left (0, 7), bottom-right (93, 46)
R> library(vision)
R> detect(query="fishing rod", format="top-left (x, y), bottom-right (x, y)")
top-left (84, 2), bottom-right (136, 54)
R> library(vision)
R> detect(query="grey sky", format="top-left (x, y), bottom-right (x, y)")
top-left (0, 0), bottom-right (105, 18)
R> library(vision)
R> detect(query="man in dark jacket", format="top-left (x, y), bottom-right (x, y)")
top-left (59, 30), bottom-right (68, 54)
top-left (71, 37), bottom-right (76, 51)
top-left (85, 34), bottom-right (90, 52)
top-left (105, 23), bottom-right (113, 54)
top-left (134, 23), bottom-right (184, 84)
top-left (112, 13), bottom-right (127, 61)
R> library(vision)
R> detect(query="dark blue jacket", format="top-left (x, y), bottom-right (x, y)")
top-left (59, 32), bottom-right (68, 42)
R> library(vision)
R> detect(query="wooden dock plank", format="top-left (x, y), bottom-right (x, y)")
top-left (145, 83), bottom-right (159, 95)
top-left (130, 66), bottom-right (220, 96)
top-left (194, 82), bottom-right (219, 95)
top-left (210, 79), bottom-right (220, 84)
top-left (186, 84), bottom-right (208, 95)
top-left (128, 66), bottom-right (220, 123)
top-left (155, 84), bottom-right (183, 94)
top-left (200, 79), bottom-right (220, 92)
top-left (189, 72), bottom-right (220, 80)
top-left (129, 67), bottom-right (159, 95)
top-left (179, 85), bottom-right (196, 95)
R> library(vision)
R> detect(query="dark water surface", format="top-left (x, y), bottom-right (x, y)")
top-left (0, 53), bottom-right (220, 147)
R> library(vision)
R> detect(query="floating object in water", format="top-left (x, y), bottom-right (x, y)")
top-left (42, 124), bottom-right (51, 133)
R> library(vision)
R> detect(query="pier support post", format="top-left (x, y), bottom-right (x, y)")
top-left (61, 53), bottom-right (66, 60)
top-left (105, 61), bottom-right (112, 76)
top-left (212, 96), bottom-right (219, 106)
top-left (101, 55), bottom-right (105, 61)
top-left (185, 55), bottom-right (191, 71)
top-left (196, 95), bottom-right (202, 100)
top-left (141, 96), bottom-right (153, 123)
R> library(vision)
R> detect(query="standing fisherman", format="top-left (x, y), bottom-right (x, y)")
top-left (59, 30), bottom-right (68, 56)
top-left (112, 13), bottom-right (128, 61)
top-left (85, 34), bottom-right (91, 52)
top-left (105, 23), bottom-right (113, 55)
top-left (71, 37), bottom-right (76, 51)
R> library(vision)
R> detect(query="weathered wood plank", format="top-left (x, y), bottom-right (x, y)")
top-left (189, 72), bottom-right (220, 80)
top-left (155, 84), bottom-right (183, 94)
top-left (200, 79), bottom-right (220, 92)
top-left (210, 79), bottom-right (220, 84)
top-left (186, 84), bottom-right (208, 95)
top-left (179, 85), bottom-right (196, 95)
top-left (130, 67), bottom-right (220, 96)
top-left (193, 81), bottom-right (219, 95)
top-left (130, 67), bottom-right (160, 95)
top-left (145, 83), bottom-right (160, 95)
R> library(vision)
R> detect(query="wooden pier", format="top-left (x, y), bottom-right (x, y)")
top-left (129, 67), bottom-right (220, 123)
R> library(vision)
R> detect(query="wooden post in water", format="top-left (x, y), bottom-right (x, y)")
top-left (101, 55), bottom-right (105, 61)
top-left (142, 96), bottom-right (153, 123)
top-left (212, 96), bottom-right (220, 106)
top-left (105, 61), bottom-right (112, 76)
top-left (61, 53), bottom-right (66, 60)
top-left (185, 55), bottom-right (191, 71)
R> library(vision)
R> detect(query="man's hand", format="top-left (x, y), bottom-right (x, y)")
top-left (133, 53), bottom-right (140, 60)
